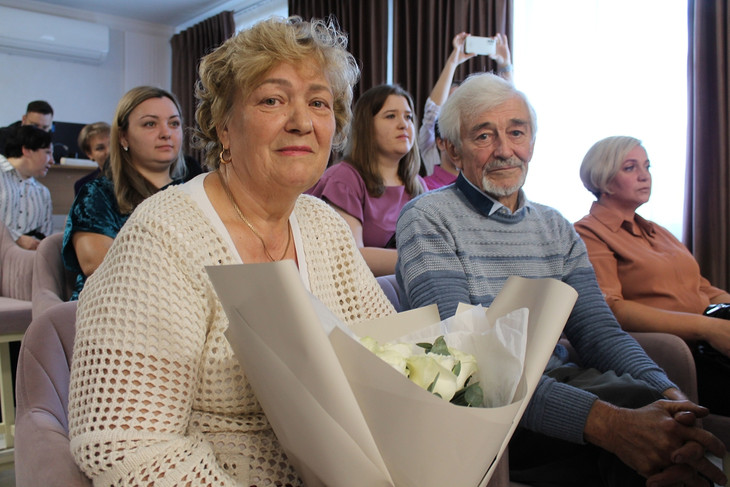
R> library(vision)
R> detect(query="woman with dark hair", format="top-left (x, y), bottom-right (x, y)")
top-left (0, 125), bottom-right (53, 249)
top-left (308, 84), bottom-right (425, 276)
top-left (62, 86), bottom-right (186, 299)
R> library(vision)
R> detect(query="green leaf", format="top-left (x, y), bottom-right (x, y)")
top-left (450, 388), bottom-right (467, 406)
top-left (452, 361), bottom-right (462, 376)
top-left (463, 383), bottom-right (484, 407)
top-left (430, 336), bottom-right (450, 356)
top-left (427, 372), bottom-right (440, 393)
top-left (416, 342), bottom-right (433, 353)
top-left (449, 382), bottom-right (484, 407)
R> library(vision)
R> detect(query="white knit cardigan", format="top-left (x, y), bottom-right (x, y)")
top-left (68, 188), bottom-right (395, 486)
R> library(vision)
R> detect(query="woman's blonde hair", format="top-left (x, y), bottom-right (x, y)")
top-left (194, 16), bottom-right (360, 170)
top-left (77, 121), bottom-right (110, 155)
top-left (345, 84), bottom-right (423, 198)
top-left (579, 136), bottom-right (642, 199)
top-left (109, 86), bottom-right (186, 214)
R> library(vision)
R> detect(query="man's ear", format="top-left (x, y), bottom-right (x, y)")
top-left (445, 140), bottom-right (463, 170)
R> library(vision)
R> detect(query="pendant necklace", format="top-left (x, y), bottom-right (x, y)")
top-left (218, 170), bottom-right (291, 262)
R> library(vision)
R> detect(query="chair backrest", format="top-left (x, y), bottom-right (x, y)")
top-left (32, 232), bottom-right (75, 318)
top-left (14, 300), bottom-right (91, 486)
top-left (0, 221), bottom-right (34, 301)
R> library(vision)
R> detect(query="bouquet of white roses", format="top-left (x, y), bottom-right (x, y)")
top-left (360, 335), bottom-right (483, 407)
top-left (210, 262), bottom-right (579, 487)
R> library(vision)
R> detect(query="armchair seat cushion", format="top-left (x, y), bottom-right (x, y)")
top-left (0, 297), bottom-right (32, 335)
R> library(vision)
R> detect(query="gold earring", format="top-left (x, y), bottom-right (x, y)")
top-left (219, 148), bottom-right (232, 165)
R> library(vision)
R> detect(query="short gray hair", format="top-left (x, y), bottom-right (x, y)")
top-left (438, 72), bottom-right (537, 150)
top-left (580, 136), bottom-right (642, 199)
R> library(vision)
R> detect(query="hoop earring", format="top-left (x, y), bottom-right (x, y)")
top-left (219, 148), bottom-right (232, 165)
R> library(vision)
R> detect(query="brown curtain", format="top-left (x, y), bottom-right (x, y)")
top-left (171, 11), bottom-right (236, 164)
top-left (685, 0), bottom-right (730, 289)
top-left (393, 0), bottom-right (512, 124)
top-left (288, 0), bottom-right (388, 100)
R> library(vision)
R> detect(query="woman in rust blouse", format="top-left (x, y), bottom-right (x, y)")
top-left (575, 135), bottom-right (730, 415)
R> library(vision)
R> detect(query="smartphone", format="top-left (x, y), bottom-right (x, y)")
top-left (465, 35), bottom-right (496, 56)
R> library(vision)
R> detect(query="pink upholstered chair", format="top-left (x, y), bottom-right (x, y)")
top-left (14, 300), bottom-right (91, 486)
top-left (32, 232), bottom-right (74, 319)
top-left (0, 221), bottom-right (34, 453)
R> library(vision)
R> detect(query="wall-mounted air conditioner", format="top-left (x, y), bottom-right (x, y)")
top-left (0, 6), bottom-right (109, 64)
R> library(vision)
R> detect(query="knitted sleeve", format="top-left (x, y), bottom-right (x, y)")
top-left (561, 230), bottom-right (673, 390)
top-left (295, 194), bottom-right (395, 323)
top-left (521, 227), bottom-right (675, 444)
top-left (396, 195), bottom-right (470, 319)
top-left (68, 192), bottom-right (243, 486)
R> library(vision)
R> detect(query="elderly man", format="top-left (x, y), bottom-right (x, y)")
top-left (396, 73), bottom-right (726, 486)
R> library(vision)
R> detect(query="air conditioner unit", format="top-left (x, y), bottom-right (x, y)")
top-left (0, 6), bottom-right (109, 64)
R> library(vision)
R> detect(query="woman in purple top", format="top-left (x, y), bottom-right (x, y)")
top-left (309, 84), bottom-right (424, 276)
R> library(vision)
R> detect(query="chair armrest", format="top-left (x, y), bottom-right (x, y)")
top-left (1, 244), bottom-right (35, 301)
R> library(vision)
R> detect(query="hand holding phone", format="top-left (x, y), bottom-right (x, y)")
top-left (465, 36), bottom-right (496, 56)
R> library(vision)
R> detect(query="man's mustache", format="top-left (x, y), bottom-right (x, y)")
top-left (484, 157), bottom-right (524, 172)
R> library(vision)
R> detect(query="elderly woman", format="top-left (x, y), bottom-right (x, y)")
top-left (62, 86), bottom-right (186, 300)
top-left (67, 17), bottom-right (394, 486)
top-left (308, 84), bottom-right (425, 276)
top-left (575, 135), bottom-right (730, 416)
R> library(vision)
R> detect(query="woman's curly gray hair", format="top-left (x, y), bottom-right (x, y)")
top-left (194, 16), bottom-right (360, 170)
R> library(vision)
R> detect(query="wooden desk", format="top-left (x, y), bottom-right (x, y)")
top-left (42, 164), bottom-right (96, 216)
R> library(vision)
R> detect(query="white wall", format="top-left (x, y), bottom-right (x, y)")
top-left (0, 0), bottom-right (173, 127)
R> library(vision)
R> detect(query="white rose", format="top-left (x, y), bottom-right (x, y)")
top-left (376, 346), bottom-right (410, 376)
top-left (426, 351), bottom-right (456, 373)
top-left (450, 349), bottom-right (479, 390)
top-left (360, 336), bottom-right (379, 353)
top-left (406, 355), bottom-right (457, 401)
top-left (360, 337), bottom-right (411, 376)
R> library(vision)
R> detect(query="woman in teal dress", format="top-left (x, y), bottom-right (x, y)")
top-left (63, 86), bottom-right (186, 299)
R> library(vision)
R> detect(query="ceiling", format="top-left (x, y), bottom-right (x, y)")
top-left (21, 0), bottom-right (242, 27)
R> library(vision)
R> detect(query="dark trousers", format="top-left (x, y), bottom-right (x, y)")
top-left (694, 303), bottom-right (730, 416)
top-left (509, 366), bottom-right (664, 487)
top-left (693, 343), bottom-right (730, 416)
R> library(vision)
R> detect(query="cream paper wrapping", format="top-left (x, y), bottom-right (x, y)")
top-left (207, 261), bottom-right (578, 487)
